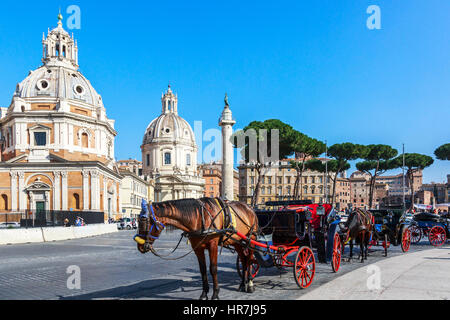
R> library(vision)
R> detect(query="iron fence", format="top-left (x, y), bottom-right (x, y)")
top-left (0, 211), bottom-right (106, 229)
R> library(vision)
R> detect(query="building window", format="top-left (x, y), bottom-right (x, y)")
top-left (0, 194), bottom-right (8, 211)
top-left (81, 133), bottom-right (89, 148)
top-left (73, 193), bottom-right (80, 210)
top-left (164, 153), bottom-right (171, 165)
top-left (146, 154), bottom-right (150, 167)
top-left (34, 132), bottom-right (47, 146)
top-left (186, 154), bottom-right (191, 166)
top-left (277, 186), bottom-right (282, 196)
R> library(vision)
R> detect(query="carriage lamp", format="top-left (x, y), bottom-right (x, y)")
top-left (317, 206), bottom-right (326, 216)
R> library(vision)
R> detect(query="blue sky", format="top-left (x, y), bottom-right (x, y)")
top-left (0, 0), bottom-right (449, 183)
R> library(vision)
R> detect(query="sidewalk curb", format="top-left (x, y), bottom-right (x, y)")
top-left (299, 247), bottom-right (450, 300)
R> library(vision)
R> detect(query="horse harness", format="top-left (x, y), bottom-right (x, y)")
top-left (139, 198), bottom-right (256, 260)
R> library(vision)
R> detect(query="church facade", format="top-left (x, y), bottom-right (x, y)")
top-left (0, 16), bottom-right (122, 219)
top-left (141, 86), bottom-right (204, 202)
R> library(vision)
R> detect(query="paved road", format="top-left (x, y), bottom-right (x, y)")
top-left (0, 230), bottom-right (440, 300)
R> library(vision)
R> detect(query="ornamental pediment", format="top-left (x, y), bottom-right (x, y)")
top-left (26, 181), bottom-right (51, 191)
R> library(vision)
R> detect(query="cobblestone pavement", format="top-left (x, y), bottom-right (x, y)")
top-left (0, 230), bottom-right (437, 300)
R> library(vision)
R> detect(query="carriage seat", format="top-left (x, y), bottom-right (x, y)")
top-left (413, 212), bottom-right (441, 222)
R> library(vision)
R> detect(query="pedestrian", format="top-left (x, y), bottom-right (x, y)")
top-left (63, 218), bottom-right (70, 227)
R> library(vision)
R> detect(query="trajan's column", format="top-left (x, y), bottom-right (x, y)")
top-left (219, 94), bottom-right (236, 200)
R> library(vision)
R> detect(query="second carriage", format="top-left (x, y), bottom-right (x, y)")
top-left (368, 208), bottom-right (412, 256)
top-left (236, 200), bottom-right (342, 289)
top-left (408, 211), bottom-right (450, 247)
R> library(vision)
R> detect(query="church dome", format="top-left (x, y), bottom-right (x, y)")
top-left (142, 86), bottom-right (196, 147)
top-left (0, 14), bottom-right (116, 165)
top-left (14, 66), bottom-right (104, 108)
top-left (11, 15), bottom-right (104, 109)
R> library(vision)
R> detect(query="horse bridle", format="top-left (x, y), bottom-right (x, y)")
top-left (141, 204), bottom-right (166, 241)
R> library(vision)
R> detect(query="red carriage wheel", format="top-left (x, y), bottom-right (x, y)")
top-left (401, 227), bottom-right (411, 252)
top-left (236, 256), bottom-right (260, 280)
top-left (331, 233), bottom-right (342, 273)
top-left (409, 225), bottom-right (422, 244)
top-left (293, 247), bottom-right (315, 289)
top-left (368, 239), bottom-right (377, 250)
top-left (429, 226), bottom-right (447, 247)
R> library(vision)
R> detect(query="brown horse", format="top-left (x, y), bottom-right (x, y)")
top-left (135, 198), bottom-right (259, 300)
top-left (341, 209), bottom-right (374, 263)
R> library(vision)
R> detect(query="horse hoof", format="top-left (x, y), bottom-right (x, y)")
top-left (199, 294), bottom-right (208, 301)
top-left (239, 285), bottom-right (246, 292)
top-left (247, 286), bottom-right (255, 294)
top-left (211, 295), bottom-right (220, 300)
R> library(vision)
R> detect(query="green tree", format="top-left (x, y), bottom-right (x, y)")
top-left (232, 119), bottom-right (296, 207)
top-left (392, 153), bottom-right (434, 208)
top-left (290, 133), bottom-right (326, 200)
top-left (327, 143), bottom-right (368, 207)
top-left (305, 158), bottom-right (350, 206)
top-left (434, 143), bottom-right (450, 161)
top-left (356, 144), bottom-right (399, 209)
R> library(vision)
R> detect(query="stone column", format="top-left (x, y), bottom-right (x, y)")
top-left (29, 193), bottom-right (35, 211)
top-left (219, 96), bottom-right (236, 201)
top-left (61, 172), bottom-right (68, 210)
top-left (90, 170), bottom-right (100, 211)
top-left (18, 172), bottom-right (26, 212)
top-left (103, 178), bottom-right (108, 214)
top-left (53, 172), bottom-right (61, 211)
top-left (44, 191), bottom-right (50, 211)
top-left (10, 172), bottom-right (18, 211)
top-left (82, 171), bottom-right (90, 210)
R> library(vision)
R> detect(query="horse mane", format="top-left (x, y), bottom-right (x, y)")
top-left (152, 198), bottom-right (218, 232)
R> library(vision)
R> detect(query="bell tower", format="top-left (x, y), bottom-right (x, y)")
top-left (42, 12), bottom-right (79, 70)
top-left (161, 85), bottom-right (178, 114)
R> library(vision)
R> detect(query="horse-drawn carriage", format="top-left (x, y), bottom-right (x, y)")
top-left (368, 209), bottom-right (412, 256)
top-left (134, 198), bottom-right (341, 299)
top-left (236, 200), bottom-right (342, 289)
top-left (409, 212), bottom-right (449, 247)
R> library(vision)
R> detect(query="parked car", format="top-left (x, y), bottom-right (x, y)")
top-left (0, 222), bottom-right (21, 229)
top-left (118, 218), bottom-right (136, 230)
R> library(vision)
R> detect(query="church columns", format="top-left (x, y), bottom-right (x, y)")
top-left (18, 172), bottom-right (26, 211)
top-left (10, 172), bottom-right (18, 211)
top-left (103, 179), bottom-right (108, 214)
top-left (61, 172), bottom-right (68, 210)
top-left (82, 171), bottom-right (90, 210)
top-left (53, 172), bottom-right (61, 211)
top-left (90, 170), bottom-right (100, 211)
